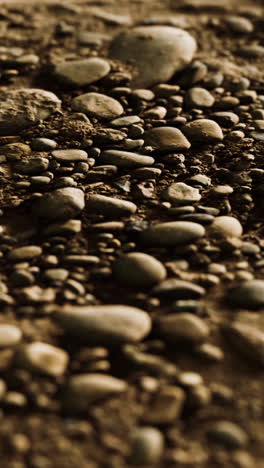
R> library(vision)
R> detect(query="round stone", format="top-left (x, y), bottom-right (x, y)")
top-left (228, 280), bottom-right (264, 309)
top-left (113, 252), bottom-right (167, 288)
top-left (223, 322), bottom-right (264, 365)
top-left (72, 92), bottom-right (123, 120)
top-left (211, 112), bottom-right (239, 128)
top-left (162, 182), bottom-right (201, 205)
top-left (53, 57), bottom-right (110, 87)
top-left (8, 245), bottom-right (42, 261)
top-left (0, 325), bottom-right (22, 348)
top-left (62, 373), bottom-right (127, 413)
top-left (99, 150), bottom-right (154, 168)
top-left (17, 342), bottom-right (69, 377)
top-left (51, 149), bottom-right (88, 162)
top-left (152, 279), bottom-right (205, 300)
top-left (87, 194), bottom-right (137, 217)
top-left (185, 87), bottom-right (215, 108)
top-left (143, 127), bottom-right (191, 152)
top-left (0, 88), bottom-right (61, 136)
top-left (140, 221), bottom-right (205, 246)
top-left (207, 421), bottom-right (248, 449)
top-left (55, 304), bottom-right (152, 345)
top-left (208, 216), bottom-right (243, 239)
top-left (128, 427), bottom-right (164, 465)
top-left (182, 119), bottom-right (224, 144)
top-left (109, 26), bottom-right (196, 88)
top-left (158, 313), bottom-right (209, 344)
top-left (31, 188), bottom-right (85, 221)
top-left (223, 16), bottom-right (254, 34)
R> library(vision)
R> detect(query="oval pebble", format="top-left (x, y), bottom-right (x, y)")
top-left (99, 150), bottom-right (154, 168)
top-left (128, 427), bottom-right (164, 465)
top-left (72, 92), bottom-right (123, 120)
top-left (227, 280), bottom-right (264, 309)
top-left (31, 188), bottom-right (85, 221)
top-left (162, 182), bottom-right (201, 205)
top-left (152, 279), bottom-right (205, 300)
top-left (182, 119), bottom-right (223, 144)
top-left (0, 325), bottom-right (22, 348)
top-left (208, 216), bottom-right (243, 239)
top-left (17, 342), bottom-right (69, 377)
top-left (144, 126), bottom-right (191, 152)
top-left (113, 252), bottom-right (167, 288)
top-left (140, 221), bottom-right (205, 246)
top-left (207, 421), bottom-right (248, 449)
top-left (53, 57), bottom-right (110, 87)
top-left (87, 194), bottom-right (137, 217)
top-left (158, 313), bottom-right (209, 344)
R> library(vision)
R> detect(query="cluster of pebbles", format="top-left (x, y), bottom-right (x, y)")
top-left (0, 1), bottom-right (264, 467)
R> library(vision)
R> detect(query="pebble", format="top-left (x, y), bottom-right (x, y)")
top-left (223, 321), bottom-right (264, 365)
top-left (17, 342), bottom-right (69, 376)
top-left (62, 373), bottom-right (127, 413)
top-left (109, 26), bottom-right (196, 88)
top-left (158, 313), bottom-right (209, 344)
top-left (128, 427), bottom-right (164, 465)
top-left (113, 252), bottom-right (167, 288)
top-left (142, 385), bottom-right (185, 424)
top-left (55, 304), bottom-right (151, 345)
top-left (182, 119), bottom-right (224, 144)
top-left (14, 157), bottom-right (49, 175)
top-left (0, 324), bottom-right (22, 348)
top-left (223, 16), bottom-right (254, 34)
top-left (162, 182), bottom-right (201, 205)
top-left (0, 88), bottom-right (61, 135)
top-left (72, 92), bottom-right (124, 120)
top-left (140, 221), bottom-right (205, 246)
top-left (227, 280), bottom-right (264, 309)
top-left (207, 421), bottom-right (248, 449)
top-left (53, 57), bottom-right (110, 87)
top-left (143, 126), bottom-right (191, 152)
top-left (99, 149), bottom-right (154, 168)
top-left (51, 149), bottom-right (88, 162)
top-left (211, 111), bottom-right (239, 128)
top-left (31, 187), bottom-right (85, 221)
top-left (238, 45), bottom-right (264, 58)
top-left (185, 87), bottom-right (215, 108)
top-left (86, 194), bottom-right (137, 217)
top-left (31, 138), bottom-right (57, 151)
top-left (110, 115), bottom-right (141, 127)
top-left (152, 279), bottom-right (205, 300)
top-left (208, 216), bottom-right (243, 239)
top-left (8, 245), bottom-right (42, 261)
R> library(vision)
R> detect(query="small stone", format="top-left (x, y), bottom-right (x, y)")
top-left (43, 268), bottom-right (69, 282)
top-left (54, 57), bottom-right (110, 87)
top-left (31, 138), bottom-right (58, 151)
top-left (227, 280), bottom-right (264, 309)
top-left (128, 427), bottom-right (164, 466)
top-left (223, 16), bottom-right (254, 34)
top-left (0, 88), bottom-right (61, 136)
top-left (207, 421), bottom-right (248, 449)
top-left (52, 149), bottom-right (88, 162)
top-left (211, 111), bottom-right (239, 128)
top-left (140, 221), bottom-right (205, 246)
top-left (111, 115), bottom-right (141, 127)
top-left (152, 279), bottom-right (205, 300)
top-left (8, 245), bottom-right (42, 261)
top-left (158, 313), bottom-right (209, 344)
top-left (185, 87), bottom-right (215, 108)
top-left (162, 182), bottom-right (201, 205)
top-left (182, 119), bottom-right (224, 144)
top-left (223, 321), bottom-right (264, 365)
top-left (62, 373), bottom-right (127, 413)
top-left (0, 325), bottom-right (22, 348)
top-left (15, 286), bottom-right (56, 304)
top-left (17, 342), bottom-right (69, 376)
top-left (109, 26), bottom-right (196, 88)
top-left (113, 252), bottom-right (167, 288)
top-left (144, 127), bottom-right (191, 152)
top-left (14, 157), bottom-right (49, 175)
top-left (238, 45), bottom-right (264, 58)
top-left (72, 92), bottom-right (123, 120)
top-left (86, 194), bottom-right (137, 217)
top-left (99, 150), bottom-right (154, 168)
top-left (208, 216), bottom-right (243, 239)
top-left (31, 188), bottom-right (85, 221)
top-left (142, 386), bottom-right (185, 424)
top-left (55, 304), bottom-right (151, 345)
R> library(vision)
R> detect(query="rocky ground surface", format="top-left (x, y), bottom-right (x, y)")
top-left (0, 0), bottom-right (264, 467)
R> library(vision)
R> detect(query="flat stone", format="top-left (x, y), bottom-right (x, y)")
top-left (152, 279), bottom-right (205, 300)
top-left (0, 325), bottom-right (22, 348)
top-left (238, 45), bottom-right (264, 58)
top-left (140, 221), bottom-right (205, 246)
top-left (72, 92), bottom-right (123, 120)
top-left (0, 88), bottom-right (61, 136)
top-left (113, 252), bottom-right (167, 288)
top-left (52, 149), bottom-right (88, 162)
top-left (62, 373), bottom-right (127, 413)
top-left (207, 421), bottom-right (248, 449)
top-left (223, 16), bottom-right (254, 34)
top-left (77, 32), bottom-right (110, 46)
top-left (223, 321), bottom-right (264, 365)
top-left (55, 304), bottom-right (151, 345)
top-left (14, 157), bottom-right (49, 175)
top-left (144, 127), bottom-right (191, 152)
top-left (162, 182), bottom-right (201, 205)
top-left (227, 280), bottom-right (264, 309)
top-left (8, 245), bottom-right (42, 261)
top-left (31, 138), bottom-right (58, 151)
top-left (17, 342), bottom-right (69, 376)
top-left (31, 188), bottom-right (85, 221)
top-left (99, 150), bottom-right (154, 168)
top-left (185, 87), bottom-right (215, 108)
top-left (53, 57), bottom-right (110, 87)
top-left (208, 216), bottom-right (243, 239)
top-left (211, 112), bottom-right (239, 128)
top-left (86, 194), bottom-right (137, 217)
top-left (109, 26), bottom-right (196, 88)
top-left (182, 119), bottom-right (224, 144)
top-left (111, 115), bottom-right (141, 127)
top-left (128, 427), bottom-right (164, 465)
top-left (158, 313), bottom-right (209, 344)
